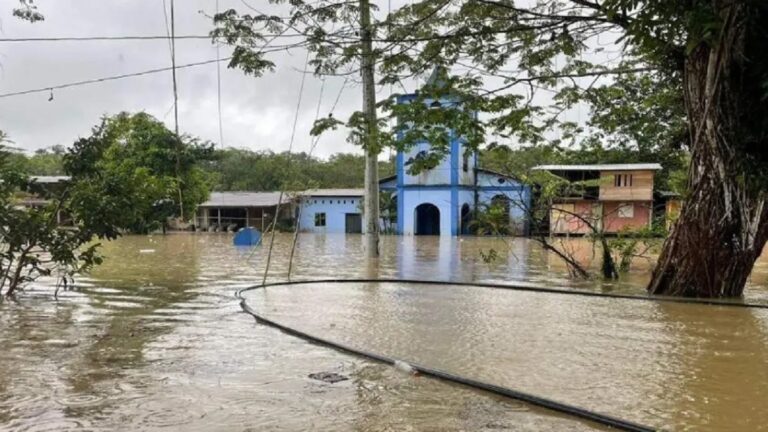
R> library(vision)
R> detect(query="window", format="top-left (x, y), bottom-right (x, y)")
top-left (618, 203), bottom-right (634, 218)
top-left (343, 200), bottom-right (346, 204)
top-left (462, 152), bottom-right (469, 172)
top-left (613, 174), bottom-right (633, 187)
top-left (314, 212), bottom-right (326, 226)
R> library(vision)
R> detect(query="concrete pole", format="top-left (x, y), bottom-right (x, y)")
top-left (360, 0), bottom-right (380, 258)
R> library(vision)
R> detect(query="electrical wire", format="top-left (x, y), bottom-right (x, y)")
top-left (260, 50), bottom-right (312, 287)
top-left (216, 0), bottom-right (225, 148)
top-left (287, 75), bottom-right (328, 279)
top-left (0, 58), bottom-right (231, 99)
top-left (0, 35), bottom-right (212, 42)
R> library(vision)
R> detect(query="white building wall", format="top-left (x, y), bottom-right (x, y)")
top-left (401, 189), bottom-right (453, 236)
top-left (299, 196), bottom-right (364, 234)
top-left (401, 141), bottom-right (453, 186)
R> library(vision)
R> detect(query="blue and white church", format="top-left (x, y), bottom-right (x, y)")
top-left (379, 70), bottom-right (531, 236)
top-left (292, 69), bottom-right (531, 236)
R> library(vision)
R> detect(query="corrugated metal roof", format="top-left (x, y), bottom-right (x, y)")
top-left (199, 192), bottom-right (290, 208)
top-left (303, 188), bottom-right (364, 197)
top-left (532, 163), bottom-right (662, 171)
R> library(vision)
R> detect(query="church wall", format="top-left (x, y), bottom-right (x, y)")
top-left (400, 189), bottom-right (453, 236)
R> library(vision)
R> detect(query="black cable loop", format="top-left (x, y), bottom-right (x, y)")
top-left (234, 278), bottom-right (696, 432)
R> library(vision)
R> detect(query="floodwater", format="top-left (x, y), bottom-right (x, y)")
top-left (2, 234), bottom-right (768, 431)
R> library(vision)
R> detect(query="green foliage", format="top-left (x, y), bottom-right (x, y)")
top-left (379, 189), bottom-right (397, 234)
top-left (204, 148), bottom-right (394, 192)
top-left (468, 203), bottom-right (512, 236)
top-left (10, 146), bottom-right (67, 176)
top-left (76, 112), bottom-right (215, 233)
top-left (607, 225), bottom-right (664, 273)
top-left (0, 130), bottom-right (141, 296)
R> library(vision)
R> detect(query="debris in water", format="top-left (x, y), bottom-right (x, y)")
top-left (43, 339), bottom-right (79, 348)
top-left (308, 371), bottom-right (348, 384)
top-left (394, 360), bottom-right (417, 375)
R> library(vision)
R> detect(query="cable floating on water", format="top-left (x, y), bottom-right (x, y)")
top-left (236, 278), bottom-right (662, 432)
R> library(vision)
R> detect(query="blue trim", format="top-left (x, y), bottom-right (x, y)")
top-left (396, 109), bottom-right (405, 234)
top-left (394, 184), bottom-right (525, 192)
top-left (475, 185), bottom-right (525, 192)
top-left (450, 133), bottom-right (459, 235)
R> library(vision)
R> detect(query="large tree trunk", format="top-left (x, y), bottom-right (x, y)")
top-left (648, 2), bottom-right (768, 297)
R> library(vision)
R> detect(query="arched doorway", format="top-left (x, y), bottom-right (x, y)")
top-left (415, 203), bottom-right (440, 235)
top-left (460, 203), bottom-right (472, 235)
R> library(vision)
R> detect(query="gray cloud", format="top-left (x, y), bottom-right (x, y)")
top-left (0, 0), bottom-right (363, 158)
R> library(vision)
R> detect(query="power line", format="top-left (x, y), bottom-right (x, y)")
top-left (170, 0), bottom-right (180, 139)
top-left (216, 0), bottom-right (225, 148)
top-left (0, 57), bottom-right (231, 99)
top-left (0, 35), bottom-right (212, 42)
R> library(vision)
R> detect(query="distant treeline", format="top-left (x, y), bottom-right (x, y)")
top-left (11, 146), bottom-right (397, 192)
top-left (14, 143), bottom-right (687, 194)
top-left (202, 148), bottom-right (396, 191)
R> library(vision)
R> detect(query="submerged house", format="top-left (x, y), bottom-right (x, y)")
top-left (297, 189), bottom-right (364, 234)
top-left (195, 192), bottom-right (292, 231)
top-left (16, 176), bottom-right (73, 226)
top-left (532, 163), bottom-right (662, 234)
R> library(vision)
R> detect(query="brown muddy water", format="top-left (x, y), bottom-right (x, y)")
top-left (2, 234), bottom-right (768, 431)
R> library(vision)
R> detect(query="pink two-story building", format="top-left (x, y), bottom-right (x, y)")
top-left (533, 164), bottom-right (662, 234)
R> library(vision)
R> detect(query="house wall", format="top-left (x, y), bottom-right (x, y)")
top-left (298, 196), bottom-right (364, 234)
top-left (550, 201), bottom-right (598, 235)
top-left (599, 170), bottom-right (655, 201)
top-left (549, 200), bottom-right (652, 234)
top-left (665, 199), bottom-right (681, 230)
top-left (602, 201), bottom-right (652, 233)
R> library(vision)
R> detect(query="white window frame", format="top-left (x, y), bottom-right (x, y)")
top-left (617, 203), bottom-right (634, 218)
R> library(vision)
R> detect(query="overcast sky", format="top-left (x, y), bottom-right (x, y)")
top-left (0, 0), bottom-right (380, 158)
top-left (0, 1), bottom-right (614, 159)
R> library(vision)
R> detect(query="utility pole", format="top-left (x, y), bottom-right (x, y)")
top-left (360, 0), bottom-right (380, 258)
top-left (170, 0), bottom-right (184, 221)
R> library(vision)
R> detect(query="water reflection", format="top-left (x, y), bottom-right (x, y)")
top-left (1, 233), bottom-right (768, 431)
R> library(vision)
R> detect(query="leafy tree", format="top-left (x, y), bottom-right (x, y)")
top-left (80, 112), bottom-right (215, 233)
top-left (0, 129), bottom-right (141, 296)
top-left (22, 146), bottom-right (66, 175)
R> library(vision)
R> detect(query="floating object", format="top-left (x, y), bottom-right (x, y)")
top-left (139, 249), bottom-right (155, 254)
top-left (394, 360), bottom-right (416, 375)
top-left (233, 227), bottom-right (262, 247)
top-left (43, 339), bottom-right (79, 348)
top-left (308, 371), bottom-right (348, 384)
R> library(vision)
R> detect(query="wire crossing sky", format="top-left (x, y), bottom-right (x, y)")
top-left (0, 0), bottom-right (361, 158)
